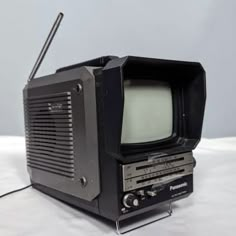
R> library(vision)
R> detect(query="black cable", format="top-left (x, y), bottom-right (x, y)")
top-left (0, 184), bottom-right (32, 199)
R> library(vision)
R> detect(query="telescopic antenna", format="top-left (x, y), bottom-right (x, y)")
top-left (28, 12), bottom-right (64, 82)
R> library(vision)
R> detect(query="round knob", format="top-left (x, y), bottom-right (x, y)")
top-left (123, 193), bottom-right (139, 208)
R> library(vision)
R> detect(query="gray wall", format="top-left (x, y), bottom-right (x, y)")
top-left (0, 0), bottom-right (235, 137)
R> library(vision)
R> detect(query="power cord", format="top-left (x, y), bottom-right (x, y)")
top-left (0, 184), bottom-right (32, 199)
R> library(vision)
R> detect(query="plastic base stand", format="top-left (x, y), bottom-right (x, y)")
top-left (115, 202), bottom-right (172, 235)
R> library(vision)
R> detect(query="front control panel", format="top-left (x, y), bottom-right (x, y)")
top-left (121, 174), bottom-right (193, 214)
top-left (120, 152), bottom-right (194, 214)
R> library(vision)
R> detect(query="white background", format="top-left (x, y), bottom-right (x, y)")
top-left (0, 0), bottom-right (235, 137)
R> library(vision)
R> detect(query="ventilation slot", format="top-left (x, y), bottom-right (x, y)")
top-left (24, 92), bottom-right (75, 179)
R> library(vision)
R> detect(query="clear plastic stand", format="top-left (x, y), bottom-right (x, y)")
top-left (115, 202), bottom-right (172, 235)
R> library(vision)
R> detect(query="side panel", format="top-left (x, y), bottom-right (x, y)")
top-left (24, 67), bottom-right (100, 201)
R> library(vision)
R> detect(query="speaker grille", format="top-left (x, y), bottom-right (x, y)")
top-left (24, 92), bottom-right (75, 179)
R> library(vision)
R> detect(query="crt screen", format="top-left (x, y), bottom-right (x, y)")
top-left (121, 80), bottom-right (173, 144)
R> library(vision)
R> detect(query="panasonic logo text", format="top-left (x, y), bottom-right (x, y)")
top-left (170, 182), bottom-right (188, 191)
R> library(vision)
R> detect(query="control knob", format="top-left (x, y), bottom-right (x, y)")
top-left (123, 193), bottom-right (139, 208)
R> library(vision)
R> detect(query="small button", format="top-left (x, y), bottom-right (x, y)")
top-left (146, 190), bottom-right (157, 197)
top-left (136, 190), bottom-right (145, 196)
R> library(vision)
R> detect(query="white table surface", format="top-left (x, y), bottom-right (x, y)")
top-left (0, 136), bottom-right (236, 236)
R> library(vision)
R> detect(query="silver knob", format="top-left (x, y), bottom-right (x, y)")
top-left (123, 193), bottom-right (139, 208)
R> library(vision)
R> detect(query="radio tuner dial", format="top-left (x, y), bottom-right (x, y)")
top-left (123, 193), bottom-right (139, 208)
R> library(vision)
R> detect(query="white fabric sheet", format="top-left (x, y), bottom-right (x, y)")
top-left (0, 136), bottom-right (236, 236)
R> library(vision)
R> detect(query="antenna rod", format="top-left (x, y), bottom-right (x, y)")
top-left (28, 12), bottom-right (64, 82)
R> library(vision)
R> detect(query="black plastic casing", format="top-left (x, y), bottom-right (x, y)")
top-left (24, 55), bottom-right (206, 222)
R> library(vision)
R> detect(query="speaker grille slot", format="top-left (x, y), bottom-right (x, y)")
top-left (24, 92), bottom-right (75, 179)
